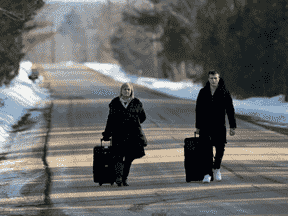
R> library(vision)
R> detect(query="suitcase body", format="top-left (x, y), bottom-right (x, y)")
top-left (93, 139), bottom-right (116, 186)
top-left (184, 132), bottom-right (213, 182)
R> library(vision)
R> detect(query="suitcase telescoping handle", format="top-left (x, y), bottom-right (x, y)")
top-left (100, 138), bottom-right (112, 147)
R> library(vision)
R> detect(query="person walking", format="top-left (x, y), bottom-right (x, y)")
top-left (102, 83), bottom-right (147, 187)
top-left (195, 70), bottom-right (236, 183)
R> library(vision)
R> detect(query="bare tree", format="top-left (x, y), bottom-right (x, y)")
top-left (110, 20), bottom-right (155, 76)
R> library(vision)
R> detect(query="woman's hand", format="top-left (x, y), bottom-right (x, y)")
top-left (102, 136), bottom-right (111, 141)
top-left (230, 128), bottom-right (235, 136)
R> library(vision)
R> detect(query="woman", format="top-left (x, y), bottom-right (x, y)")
top-left (102, 82), bottom-right (147, 186)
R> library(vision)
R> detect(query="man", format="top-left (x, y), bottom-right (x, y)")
top-left (195, 70), bottom-right (236, 183)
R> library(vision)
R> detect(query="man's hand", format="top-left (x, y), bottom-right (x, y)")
top-left (230, 128), bottom-right (235, 136)
top-left (196, 128), bottom-right (200, 134)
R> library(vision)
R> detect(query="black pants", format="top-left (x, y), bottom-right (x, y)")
top-left (114, 156), bottom-right (134, 183)
top-left (200, 127), bottom-right (227, 170)
top-left (200, 129), bottom-right (226, 175)
top-left (202, 142), bottom-right (225, 177)
top-left (202, 143), bottom-right (214, 177)
top-left (213, 143), bottom-right (226, 169)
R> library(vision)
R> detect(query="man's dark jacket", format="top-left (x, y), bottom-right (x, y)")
top-left (196, 78), bottom-right (236, 143)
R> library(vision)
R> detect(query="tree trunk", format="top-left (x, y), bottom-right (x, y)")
top-left (281, 60), bottom-right (288, 102)
top-left (171, 62), bottom-right (180, 82)
top-left (284, 74), bottom-right (288, 102)
top-left (180, 61), bottom-right (186, 80)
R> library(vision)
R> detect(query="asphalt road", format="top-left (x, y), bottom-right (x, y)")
top-left (39, 63), bottom-right (288, 216)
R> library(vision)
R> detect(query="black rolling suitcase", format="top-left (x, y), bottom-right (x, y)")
top-left (184, 132), bottom-right (213, 182)
top-left (93, 138), bottom-right (116, 186)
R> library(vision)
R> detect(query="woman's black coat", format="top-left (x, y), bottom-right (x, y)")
top-left (102, 97), bottom-right (147, 159)
top-left (195, 78), bottom-right (236, 143)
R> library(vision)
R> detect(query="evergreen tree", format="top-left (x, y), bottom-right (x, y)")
top-left (0, 0), bottom-right (44, 86)
top-left (194, 0), bottom-right (288, 100)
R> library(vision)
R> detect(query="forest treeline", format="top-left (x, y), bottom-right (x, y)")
top-left (2, 0), bottom-right (288, 101)
top-left (111, 0), bottom-right (288, 101)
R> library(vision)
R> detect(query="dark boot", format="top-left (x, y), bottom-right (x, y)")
top-left (115, 156), bottom-right (124, 186)
top-left (122, 157), bottom-right (133, 186)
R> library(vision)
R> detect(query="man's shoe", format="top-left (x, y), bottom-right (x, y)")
top-left (202, 174), bottom-right (211, 183)
top-left (214, 169), bottom-right (222, 181)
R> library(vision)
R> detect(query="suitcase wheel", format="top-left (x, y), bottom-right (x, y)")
top-left (110, 182), bottom-right (114, 186)
top-left (99, 182), bottom-right (103, 186)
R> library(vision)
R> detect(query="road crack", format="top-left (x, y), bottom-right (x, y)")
top-left (127, 191), bottom-right (170, 212)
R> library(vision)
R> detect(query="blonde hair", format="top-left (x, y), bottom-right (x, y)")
top-left (119, 82), bottom-right (134, 98)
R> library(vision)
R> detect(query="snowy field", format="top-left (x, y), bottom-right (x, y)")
top-left (84, 62), bottom-right (288, 129)
top-left (0, 61), bottom-right (51, 153)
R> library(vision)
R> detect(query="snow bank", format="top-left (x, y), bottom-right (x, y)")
top-left (0, 61), bottom-right (51, 153)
